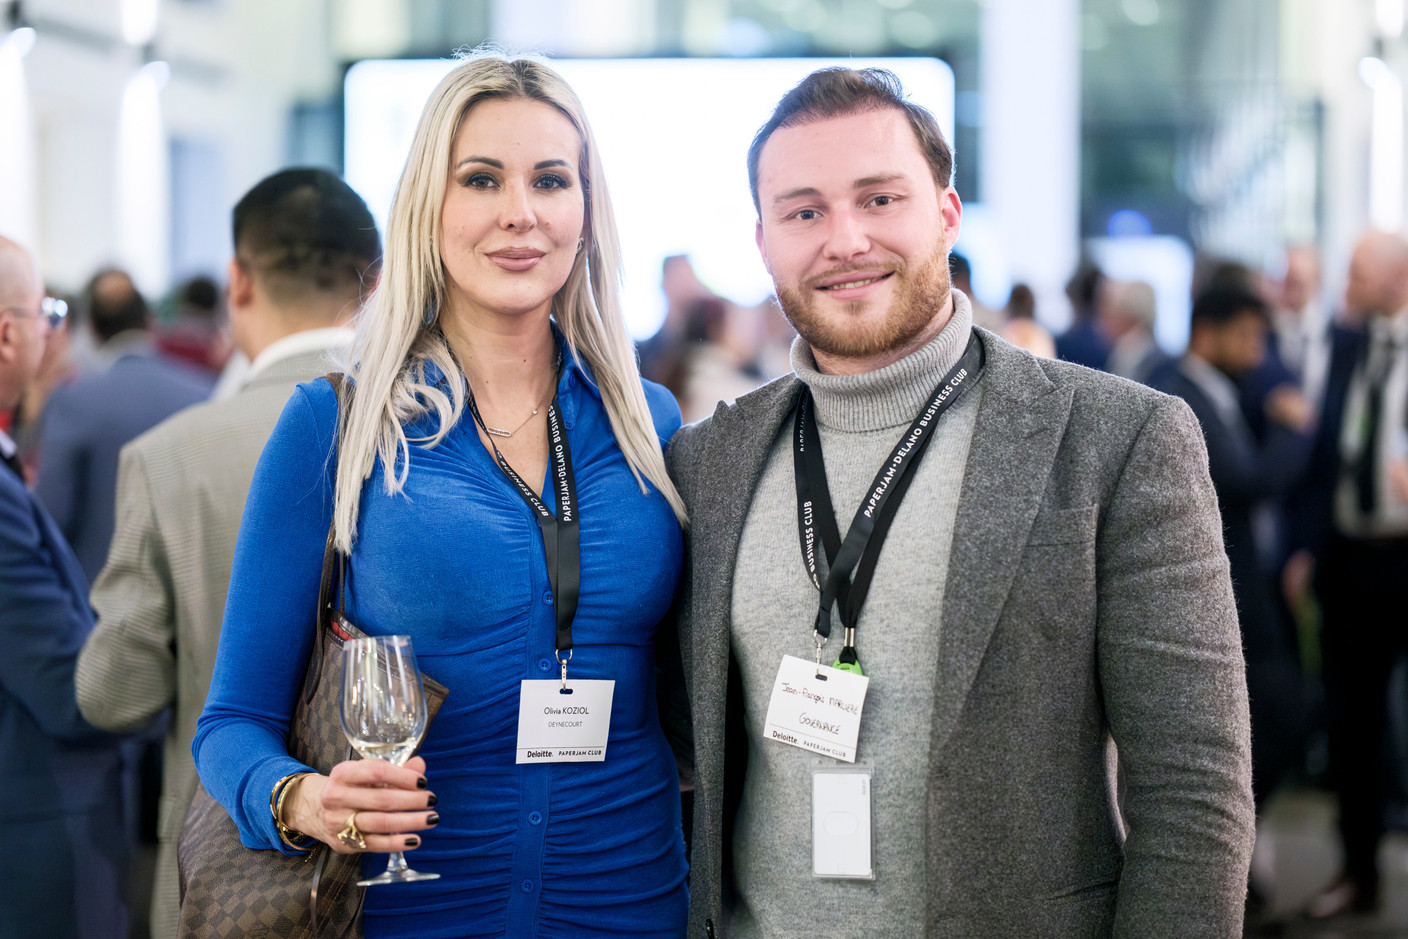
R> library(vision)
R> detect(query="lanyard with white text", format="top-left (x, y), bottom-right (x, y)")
top-left (792, 332), bottom-right (984, 674)
top-left (468, 388), bottom-right (581, 686)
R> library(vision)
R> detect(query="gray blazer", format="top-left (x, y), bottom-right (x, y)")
top-left (665, 329), bottom-right (1255, 938)
top-left (75, 347), bottom-right (340, 939)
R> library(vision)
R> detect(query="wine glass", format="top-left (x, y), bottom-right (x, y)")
top-left (340, 634), bottom-right (440, 885)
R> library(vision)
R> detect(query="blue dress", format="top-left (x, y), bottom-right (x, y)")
top-left (193, 354), bottom-right (688, 937)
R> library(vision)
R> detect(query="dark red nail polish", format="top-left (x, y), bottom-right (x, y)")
top-left (405, 837), bottom-right (419, 848)
top-left (427, 813), bottom-right (439, 825)
top-left (427, 793), bottom-right (438, 807)
top-left (416, 777), bottom-right (428, 789)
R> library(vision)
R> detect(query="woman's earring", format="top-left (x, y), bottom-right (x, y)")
top-left (576, 238), bottom-right (585, 256)
top-left (422, 304), bottom-right (438, 328)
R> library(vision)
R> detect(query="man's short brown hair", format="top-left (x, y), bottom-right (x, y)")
top-left (747, 67), bottom-right (954, 213)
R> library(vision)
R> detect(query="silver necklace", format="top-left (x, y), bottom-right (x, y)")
top-left (479, 352), bottom-right (562, 439)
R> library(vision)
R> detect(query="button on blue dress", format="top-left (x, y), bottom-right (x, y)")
top-left (194, 354), bottom-right (688, 937)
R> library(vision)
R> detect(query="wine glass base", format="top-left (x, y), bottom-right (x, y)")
top-left (358, 869), bottom-right (441, 886)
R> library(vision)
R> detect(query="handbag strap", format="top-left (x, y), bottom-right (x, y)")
top-left (310, 372), bottom-right (365, 935)
top-left (306, 372), bottom-right (352, 707)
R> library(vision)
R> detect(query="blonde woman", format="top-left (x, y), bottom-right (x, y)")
top-left (194, 53), bottom-right (690, 937)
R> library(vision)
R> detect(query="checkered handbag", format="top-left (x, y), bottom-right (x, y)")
top-left (176, 376), bottom-right (449, 937)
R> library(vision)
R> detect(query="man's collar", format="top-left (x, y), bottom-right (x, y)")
top-left (246, 327), bottom-right (354, 381)
top-left (1180, 352), bottom-right (1242, 416)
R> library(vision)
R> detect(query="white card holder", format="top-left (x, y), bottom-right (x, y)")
top-left (812, 762), bottom-right (875, 880)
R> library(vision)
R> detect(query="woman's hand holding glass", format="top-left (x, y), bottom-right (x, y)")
top-left (280, 754), bottom-right (438, 857)
top-left (279, 634), bottom-right (441, 869)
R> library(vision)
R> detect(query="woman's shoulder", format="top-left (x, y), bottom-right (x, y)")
top-left (639, 377), bottom-right (683, 446)
top-left (266, 375), bottom-right (344, 460)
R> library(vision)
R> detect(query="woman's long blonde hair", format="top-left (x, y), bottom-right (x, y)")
top-left (332, 52), bottom-right (686, 552)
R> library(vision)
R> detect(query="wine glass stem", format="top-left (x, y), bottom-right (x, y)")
top-left (385, 851), bottom-right (410, 875)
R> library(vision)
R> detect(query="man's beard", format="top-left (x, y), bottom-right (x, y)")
top-left (774, 241), bottom-right (953, 362)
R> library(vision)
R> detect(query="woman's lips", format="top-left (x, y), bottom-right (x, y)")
top-left (487, 248), bottom-right (545, 272)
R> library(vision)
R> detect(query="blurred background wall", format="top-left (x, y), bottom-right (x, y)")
top-left (1, 0), bottom-right (1403, 346)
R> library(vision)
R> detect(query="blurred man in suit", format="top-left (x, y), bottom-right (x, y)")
top-left (0, 235), bottom-right (128, 938)
top-left (1239, 246), bottom-right (1330, 442)
top-left (1153, 285), bottom-right (1312, 811)
top-left (1272, 246), bottom-right (1331, 410)
top-left (34, 270), bottom-right (214, 934)
top-left (1303, 230), bottom-right (1408, 917)
top-left (75, 169), bottom-right (380, 938)
top-left (34, 269), bottom-right (213, 583)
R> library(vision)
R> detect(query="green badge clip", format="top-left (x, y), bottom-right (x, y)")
top-left (832, 647), bottom-right (863, 676)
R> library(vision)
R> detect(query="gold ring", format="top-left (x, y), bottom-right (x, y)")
top-left (336, 810), bottom-right (366, 851)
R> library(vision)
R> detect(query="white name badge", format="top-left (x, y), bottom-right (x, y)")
top-left (762, 654), bottom-right (870, 763)
top-left (813, 766), bottom-right (874, 879)
top-left (515, 679), bottom-right (615, 763)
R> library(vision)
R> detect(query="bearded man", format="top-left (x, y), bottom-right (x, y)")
top-left (663, 68), bottom-right (1254, 938)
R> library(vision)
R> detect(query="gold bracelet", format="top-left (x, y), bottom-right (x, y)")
top-left (270, 771), bottom-right (316, 851)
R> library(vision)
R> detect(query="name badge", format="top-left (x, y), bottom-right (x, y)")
top-left (762, 654), bottom-right (869, 762)
top-left (813, 766), bottom-right (874, 879)
top-left (515, 679), bottom-right (615, 763)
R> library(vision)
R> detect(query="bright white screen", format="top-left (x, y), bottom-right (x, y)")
top-left (344, 57), bottom-right (954, 339)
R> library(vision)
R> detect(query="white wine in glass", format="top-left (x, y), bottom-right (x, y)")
top-left (340, 634), bottom-right (440, 886)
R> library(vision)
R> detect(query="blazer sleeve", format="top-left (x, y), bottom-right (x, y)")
top-left (76, 441), bottom-right (176, 732)
top-left (1095, 396), bottom-right (1255, 935)
top-left (0, 478), bottom-right (110, 743)
top-left (191, 382), bottom-right (338, 853)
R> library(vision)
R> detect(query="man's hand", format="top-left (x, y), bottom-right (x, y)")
top-left (1265, 385), bottom-right (1313, 434)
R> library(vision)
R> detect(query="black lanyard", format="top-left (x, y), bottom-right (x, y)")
top-left (467, 386), bottom-right (580, 681)
top-left (792, 332), bottom-right (984, 672)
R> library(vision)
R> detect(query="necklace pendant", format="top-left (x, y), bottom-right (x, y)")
top-left (484, 426), bottom-right (513, 438)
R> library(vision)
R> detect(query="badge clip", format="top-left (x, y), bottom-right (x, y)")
top-left (556, 649), bottom-right (573, 694)
top-left (813, 630), bottom-right (828, 679)
top-left (832, 627), bottom-right (863, 676)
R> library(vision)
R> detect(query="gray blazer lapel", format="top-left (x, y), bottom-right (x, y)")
top-left (930, 331), bottom-right (1075, 752)
top-left (689, 378), bottom-right (805, 686)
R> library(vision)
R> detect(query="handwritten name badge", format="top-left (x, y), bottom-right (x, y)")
top-left (763, 654), bottom-right (870, 762)
top-left (516, 679), bottom-right (615, 763)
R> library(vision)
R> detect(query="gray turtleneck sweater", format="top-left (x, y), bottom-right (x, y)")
top-left (726, 299), bottom-right (981, 937)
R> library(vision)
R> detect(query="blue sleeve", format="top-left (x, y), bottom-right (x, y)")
top-left (642, 379), bottom-right (683, 450)
top-left (192, 379), bottom-right (340, 852)
top-left (0, 476), bottom-right (110, 743)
